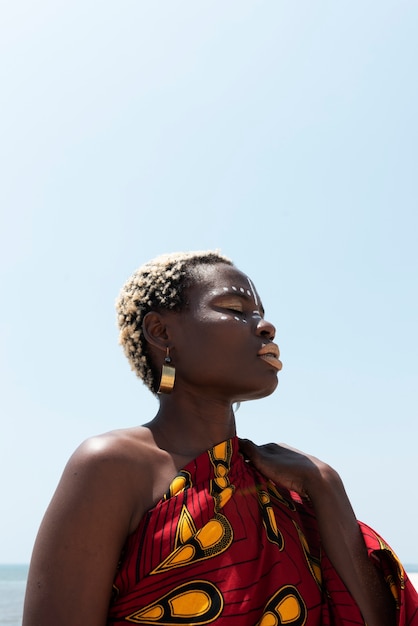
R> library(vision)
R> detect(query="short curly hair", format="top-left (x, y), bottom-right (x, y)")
top-left (116, 250), bottom-right (233, 393)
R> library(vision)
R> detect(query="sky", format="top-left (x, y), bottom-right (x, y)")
top-left (1, 1), bottom-right (417, 567)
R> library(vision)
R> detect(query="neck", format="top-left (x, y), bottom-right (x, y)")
top-left (146, 393), bottom-right (237, 459)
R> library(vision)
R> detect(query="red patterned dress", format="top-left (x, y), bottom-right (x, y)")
top-left (108, 437), bottom-right (418, 625)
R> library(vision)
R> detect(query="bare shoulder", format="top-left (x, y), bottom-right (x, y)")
top-left (62, 426), bottom-right (166, 526)
top-left (23, 426), bottom-right (169, 626)
top-left (70, 424), bottom-right (158, 469)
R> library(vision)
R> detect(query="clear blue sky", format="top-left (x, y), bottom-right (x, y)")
top-left (1, 0), bottom-right (417, 566)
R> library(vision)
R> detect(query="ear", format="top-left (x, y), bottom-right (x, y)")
top-left (142, 311), bottom-right (170, 352)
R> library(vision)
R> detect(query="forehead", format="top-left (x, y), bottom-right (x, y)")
top-left (191, 264), bottom-right (261, 302)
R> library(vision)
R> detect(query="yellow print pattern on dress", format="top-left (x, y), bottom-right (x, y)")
top-left (126, 580), bottom-right (224, 625)
top-left (151, 443), bottom-right (235, 576)
top-left (258, 489), bottom-right (285, 550)
top-left (292, 521), bottom-right (322, 588)
top-left (150, 512), bottom-right (233, 575)
top-left (163, 470), bottom-right (193, 501)
top-left (208, 440), bottom-right (235, 512)
top-left (257, 585), bottom-right (307, 626)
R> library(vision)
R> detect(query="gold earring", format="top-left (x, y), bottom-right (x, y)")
top-left (157, 348), bottom-right (176, 394)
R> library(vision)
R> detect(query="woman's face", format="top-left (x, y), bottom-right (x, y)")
top-left (168, 263), bottom-right (282, 402)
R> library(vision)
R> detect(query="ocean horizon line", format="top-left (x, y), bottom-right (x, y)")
top-left (2, 561), bottom-right (418, 572)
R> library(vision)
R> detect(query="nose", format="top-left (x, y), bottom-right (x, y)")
top-left (256, 317), bottom-right (276, 340)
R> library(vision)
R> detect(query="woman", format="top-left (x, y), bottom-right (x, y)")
top-left (23, 250), bottom-right (417, 626)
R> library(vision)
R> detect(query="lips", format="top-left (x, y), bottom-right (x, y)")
top-left (257, 343), bottom-right (282, 371)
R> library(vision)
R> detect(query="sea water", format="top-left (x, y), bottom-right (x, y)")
top-left (1, 563), bottom-right (416, 625)
top-left (0, 565), bottom-right (28, 626)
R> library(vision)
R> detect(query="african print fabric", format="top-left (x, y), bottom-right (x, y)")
top-left (108, 437), bottom-right (418, 625)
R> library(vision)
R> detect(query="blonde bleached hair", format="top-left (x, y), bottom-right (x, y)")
top-left (116, 250), bottom-right (233, 393)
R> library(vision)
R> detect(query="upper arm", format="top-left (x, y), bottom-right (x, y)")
top-left (23, 436), bottom-right (144, 626)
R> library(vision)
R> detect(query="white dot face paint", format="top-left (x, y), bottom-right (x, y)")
top-left (247, 277), bottom-right (258, 306)
top-left (217, 282), bottom-right (261, 324)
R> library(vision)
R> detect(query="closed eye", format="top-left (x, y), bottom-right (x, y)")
top-left (214, 296), bottom-right (245, 313)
